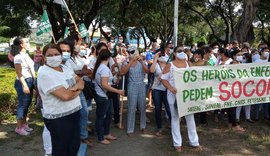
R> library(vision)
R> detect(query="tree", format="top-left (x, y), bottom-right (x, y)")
top-left (233, 0), bottom-right (260, 44)
top-left (0, 0), bottom-right (35, 40)
top-left (255, 0), bottom-right (270, 47)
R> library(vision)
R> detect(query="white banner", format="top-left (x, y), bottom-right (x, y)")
top-left (173, 62), bottom-right (270, 118)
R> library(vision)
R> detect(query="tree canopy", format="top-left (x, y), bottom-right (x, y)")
top-left (0, 0), bottom-right (270, 47)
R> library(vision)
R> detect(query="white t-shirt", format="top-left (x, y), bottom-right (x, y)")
top-left (89, 57), bottom-right (115, 70)
top-left (152, 63), bottom-right (166, 91)
top-left (94, 63), bottom-right (113, 98)
top-left (37, 65), bottom-right (81, 119)
top-left (65, 55), bottom-right (86, 71)
top-left (14, 52), bottom-right (34, 79)
top-left (88, 56), bottom-right (97, 70)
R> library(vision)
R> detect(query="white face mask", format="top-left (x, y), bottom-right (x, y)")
top-left (176, 52), bottom-right (187, 60)
top-left (62, 52), bottom-right (71, 61)
top-left (194, 57), bottom-right (199, 62)
top-left (263, 52), bottom-right (269, 59)
top-left (158, 56), bottom-right (167, 62)
top-left (252, 54), bottom-right (260, 62)
top-left (213, 48), bottom-right (219, 54)
top-left (46, 55), bottom-right (62, 67)
top-left (79, 50), bottom-right (87, 56)
top-left (236, 56), bottom-right (243, 62)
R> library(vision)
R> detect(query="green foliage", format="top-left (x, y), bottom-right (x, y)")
top-left (0, 68), bottom-right (17, 122)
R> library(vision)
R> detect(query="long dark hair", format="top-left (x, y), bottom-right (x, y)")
top-left (95, 42), bottom-right (108, 56)
top-left (11, 37), bottom-right (23, 56)
top-left (92, 49), bottom-right (111, 79)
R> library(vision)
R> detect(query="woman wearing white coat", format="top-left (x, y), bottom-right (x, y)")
top-left (161, 46), bottom-right (201, 152)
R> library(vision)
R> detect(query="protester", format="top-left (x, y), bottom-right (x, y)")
top-left (218, 48), bottom-right (245, 132)
top-left (33, 44), bottom-right (43, 72)
top-left (120, 47), bottom-right (149, 136)
top-left (161, 46), bottom-right (200, 152)
top-left (253, 47), bottom-right (270, 121)
top-left (64, 36), bottom-right (93, 146)
top-left (150, 49), bottom-right (171, 136)
top-left (230, 49), bottom-right (254, 123)
top-left (146, 42), bottom-right (158, 108)
top-left (38, 43), bottom-right (83, 155)
top-left (57, 40), bottom-right (72, 63)
top-left (13, 37), bottom-right (35, 136)
top-left (92, 49), bottom-right (124, 144)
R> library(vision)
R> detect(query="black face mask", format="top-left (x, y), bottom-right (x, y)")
top-left (128, 50), bottom-right (135, 55)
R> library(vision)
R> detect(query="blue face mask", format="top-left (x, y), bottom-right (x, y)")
top-left (252, 53), bottom-right (260, 62)
top-left (79, 50), bottom-right (87, 56)
top-left (62, 52), bottom-right (71, 61)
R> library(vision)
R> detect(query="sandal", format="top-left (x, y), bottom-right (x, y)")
top-left (81, 138), bottom-right (93, 147)
top-left (104, 134), bottom-right (117, 140)
top-left (141, 128), bottom-right (150, 134)
top-left (127, 132), bottom-right (134, 137)
top-left (190, 145), bottom-right (203, 151)
top-left (175, 146), bottom-right (182, 152)
top-left (232, 125), bottom-right (245, 132)
top-left (155, 130), bottom-right (162, 137)
top-left (99, 139), bottom-right (110, 145)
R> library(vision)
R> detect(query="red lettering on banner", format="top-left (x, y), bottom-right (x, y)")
top-left (219, 79), bottom-right (270, 101)
top-left (267, 79), bottom-right (270, 95)
top-left (243, 80), bottom-right (255, 97)
top-left (256, 79), bottom-right (267, 96)
top-left (219, 82), bottom-right (230, 101)
top-left (232, 81), bottom-right (242, 99)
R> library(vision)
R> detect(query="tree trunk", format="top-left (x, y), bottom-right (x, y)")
top-left (233, 0), bottom-right (260, 43)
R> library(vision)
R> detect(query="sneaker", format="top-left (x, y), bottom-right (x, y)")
top-left (23, 124), bottom-right (33, 132)
top-left (15, 127), bottom-right (30, 136)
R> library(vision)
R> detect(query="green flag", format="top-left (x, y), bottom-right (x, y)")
top-left (36, 10), bottom-right (52, 36)
top-left (64, 26), bottom-right (69, 38)
top-left (79, 23), bottom-right (89, 38)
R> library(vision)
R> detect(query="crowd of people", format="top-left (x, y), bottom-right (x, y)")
top-left (10, 34), bottom-right (270, 155)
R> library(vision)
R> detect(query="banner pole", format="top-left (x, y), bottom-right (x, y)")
top-left (119, 75), bottom-right (125, 129)
top-left (50, 31), bottom-right (57, 44)
top-left (61, 0), bottom-right (79, 32)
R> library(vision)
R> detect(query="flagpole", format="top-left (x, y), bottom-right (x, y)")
top-left (61, 0), bottom-right (79, 32)
top-left (50, 31), bottom-right (57, 44)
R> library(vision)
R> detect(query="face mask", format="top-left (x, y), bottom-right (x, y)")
top-left (79, 50), bottom-right (87, 56)
top-left (213, 48), bottom-right (218, 54)
top-left (46, 55), bottom-right (62, 67)
top-left (263, 52), bottom-right (269, 59)
top-left (62, 52), bottom-right (71, 61)
top-left (170, 49), bottom-right (173, 54)
top-left (158, 56), bottom-right (167, 62)
top-left (176, 52), bottom-right (187, 60)
top-left (236, 56), bottom-right (243, 62)
top-left (194, 57), bottom-right (199, 62)
top-left (252, 54), bottom-right (260, 62)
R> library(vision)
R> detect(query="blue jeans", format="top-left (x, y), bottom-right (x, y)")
top-left (152, 89), bottom-right (171, 130)
top-left (95, 95), bottom-right (112, 141)
top-left (14, 78), bottom-right (34, 120)
top-left (79, 93), bottom-right (88, 140)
